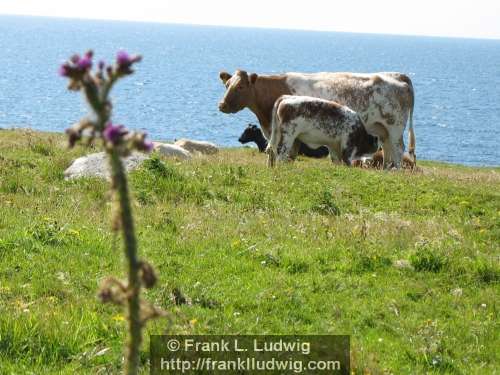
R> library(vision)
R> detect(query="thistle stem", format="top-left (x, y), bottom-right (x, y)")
top-left (109, 149), bottom-right (142, 375)
top-left (62, 51), bottom-right (156, 374)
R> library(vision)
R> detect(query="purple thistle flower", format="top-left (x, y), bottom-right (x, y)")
top-left (59, 63), bottom-right (70, 77)
top-left (77, 56), bottom-right (92, 70)
top-left (116, 50), bottom-right (132, 66)
top-left (70, 54), bottom-right (80, 64)
top-left (98, 60), bottom-right (106, 70)
top-left (143, 140), bottom-right (154, 153)
top-left (103, 123), bottom-right (128, 144)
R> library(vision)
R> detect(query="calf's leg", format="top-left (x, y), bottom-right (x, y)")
top-left (328, 142), bottom-right (342, 165)
top-left (288, 139), bottom-right (301, 160)
top-left (276, 132), bottom-right (297, 162)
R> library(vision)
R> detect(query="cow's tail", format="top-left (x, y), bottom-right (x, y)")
top-left (408, 102), bottom-right (416, 157)
top-left (406, 78), bottom-right (416, 163)
top-left (389, 72), bottom-right (416, 163)
top-left (267, 96), bottom-right (285, 167)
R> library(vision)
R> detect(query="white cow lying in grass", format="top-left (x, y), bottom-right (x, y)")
top-left (153, 142), bottom-right (192, 159)
top-left (174, 139), bottom-right (219, 155)
top-left (266, 95), bottom-right (379, 166)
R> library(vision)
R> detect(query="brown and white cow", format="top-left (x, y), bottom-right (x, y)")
top-left (266, 95), bottom-right (378, 167)
top-left (218, 70), bottom-right (415, 168)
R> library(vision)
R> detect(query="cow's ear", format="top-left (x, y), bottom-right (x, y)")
top-left (220, 71), bottom-right (232, 84)
top-left (250, 73), bottom-right (258, 84)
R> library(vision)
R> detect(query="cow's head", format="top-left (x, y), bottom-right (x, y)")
top-left (238, 124), bottom-right (261, 144)
top-left (218, 70), bottom-right (258, 114)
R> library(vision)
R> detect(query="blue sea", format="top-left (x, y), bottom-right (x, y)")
top-left (0, 15), bottom-right (499, 166)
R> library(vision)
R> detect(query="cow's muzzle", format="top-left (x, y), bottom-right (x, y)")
top-left (218, 101), bottom-right (230, 113)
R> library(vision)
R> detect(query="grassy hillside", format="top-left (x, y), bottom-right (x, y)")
top-left (0, 129), bottom-right (498, 374)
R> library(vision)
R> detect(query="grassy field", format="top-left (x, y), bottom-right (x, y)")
top-left (0, 129), bottom-right (498, 374)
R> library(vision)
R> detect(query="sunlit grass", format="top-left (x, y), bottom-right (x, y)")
top-left (0, 129), bottom-right (498, 373)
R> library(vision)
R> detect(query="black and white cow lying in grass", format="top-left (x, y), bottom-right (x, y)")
top-left (238, 123), bottom-right (330, 158)
top-left (266, 95), bottom-right (379, 167)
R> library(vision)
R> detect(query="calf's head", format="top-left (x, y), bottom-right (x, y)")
top-left (356, 132), bottom-right (379, 158)
top-left (238, 124), bottom-right (261, 144)
top-left (344, 125), bottom-right (380, 164)
top-left (218, 70), bottom-right (258, 114)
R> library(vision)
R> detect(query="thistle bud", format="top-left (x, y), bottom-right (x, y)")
top-left (139, 261), bottom-right (157, 288)
top-left (103, 123), bottom-right (128, 145)
top-left (116, 50), bottom-right (142, 76)
top-left (98, 286), bottom-right (113, 303)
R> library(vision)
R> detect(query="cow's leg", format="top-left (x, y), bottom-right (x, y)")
top-left (366, 122), bottom-right (393, 169)
top-left (328, 142), bottom-right (342, 165)
top-left (381, 139), bottom-right (395, 168)
top-left (329, 151), bottom-right (341, 164)
top-left (276, 130), bottom-right (296, 162)
top-left (277, 141), bottom-right (295, 162)
top-left (288, 139), bottom-right (301, 160)
top-left (266, 147), bottom-right (276, 168)
top-left (341, 147), bottom-right (355, 166)
top-left (382, 110), bottom-right (408, 169)
top-left (387, 126), bottom-right (405, 169)
top-left (266, 120), bottom-right (281, 168)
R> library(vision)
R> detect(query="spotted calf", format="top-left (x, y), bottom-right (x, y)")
top-left (267, 95), bottom-right (378, 167)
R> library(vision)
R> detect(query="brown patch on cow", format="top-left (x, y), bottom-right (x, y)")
top-left (236, 70), bottom-right (249, 83)
top-left (251, 75), bottom-right (292, 134)
top-left (219, 70), bottom-right (264, 120)
top-left (276, 98), bottom-right (296, 124)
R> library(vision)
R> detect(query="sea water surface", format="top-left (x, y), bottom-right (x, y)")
top-left (0, 15), bottom-right (499, 166)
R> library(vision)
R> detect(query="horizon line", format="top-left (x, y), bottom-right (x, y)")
top-left (1, 12), bottom-right (500, 41)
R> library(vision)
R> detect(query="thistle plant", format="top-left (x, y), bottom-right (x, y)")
top-left (60, 50), bottom-right (164, 375)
